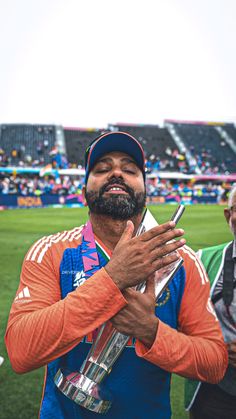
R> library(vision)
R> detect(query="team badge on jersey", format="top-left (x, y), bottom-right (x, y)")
top-left (156, 287), bottom-right (170, 307)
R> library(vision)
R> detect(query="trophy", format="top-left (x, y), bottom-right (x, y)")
top-left (54, 205), bottom-right (185, 414)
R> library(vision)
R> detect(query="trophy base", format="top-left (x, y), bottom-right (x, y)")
top-left (54, 368), bottom-right (113, 414)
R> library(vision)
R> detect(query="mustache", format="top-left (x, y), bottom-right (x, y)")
top-left (99, 177), bottom-right (135, 198)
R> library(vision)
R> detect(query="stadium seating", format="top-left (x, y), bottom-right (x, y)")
top-left (222, 123), bottom-right (236, 144)
top-left (1, 122), bottom-right (236, 174)
top-left (170, 123), bottom-right (236, 174)
top-left (63, 128), bottom-right (106, 167)
top-left (0, 124), bottom-right (56, 166)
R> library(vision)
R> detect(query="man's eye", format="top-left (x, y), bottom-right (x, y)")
top-left (123, 168), bottom-right (136, 174)
top-left (96, 168), bottom-right (109, 173)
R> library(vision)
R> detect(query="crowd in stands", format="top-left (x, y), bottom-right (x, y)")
top-left (0, 124), bottom-right (60, 163)
top-left (170, 122), bottom-right (236, 174)
top-left (0, 145), bottom-right (69, 169)
top-left (188, 145), bottom-right (233, 175)
top-left (0, 174), bottom-right (83, 196)
top-left (0, 172), bottom-right (232, 205)
top-left (146, 177), bottom-right (229, 203)
top-left (146, 148), bottom-right (189, 173)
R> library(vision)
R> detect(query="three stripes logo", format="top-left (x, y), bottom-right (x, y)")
top-left (14, 286), bottom-right (31, 303)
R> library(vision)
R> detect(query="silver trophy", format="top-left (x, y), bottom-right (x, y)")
top-left (54, 205), bottom-right (185, 414)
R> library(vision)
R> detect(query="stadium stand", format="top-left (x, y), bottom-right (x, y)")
top-left (166, 122), bottom-right (236, 174)
top-left (0, 121), bottom-right (236, 175)
top-left (63, 128), bottom-right (106, 167)
top-left (0, 124), bottom-right (58, 166)
top-left (1, 121), bottom-right (236, 208)
top-left (221, 123), bottom-right (236, 144)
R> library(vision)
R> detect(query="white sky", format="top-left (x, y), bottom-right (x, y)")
top-left (1, 0), bottom-right (236, 128)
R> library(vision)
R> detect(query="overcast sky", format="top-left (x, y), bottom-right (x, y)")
top-left (1, 0), bottom-right (236, 128)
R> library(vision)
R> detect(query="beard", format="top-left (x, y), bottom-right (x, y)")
top-left (85, 178), bottom-right (146, 220)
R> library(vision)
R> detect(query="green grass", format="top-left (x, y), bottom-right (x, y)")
top-left (0, 205), bottom-right (232, 418)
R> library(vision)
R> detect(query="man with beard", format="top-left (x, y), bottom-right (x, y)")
top-left (5, 132), bottom-right (227, 419)
top-left (186, 185), bottom-right (236, 419)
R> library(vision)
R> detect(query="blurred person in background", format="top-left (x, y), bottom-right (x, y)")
top-left (186, 185), bottom-right (236, 419)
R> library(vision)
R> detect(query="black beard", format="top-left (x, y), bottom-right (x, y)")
top-left (85, 178), bottom-right (146, 220)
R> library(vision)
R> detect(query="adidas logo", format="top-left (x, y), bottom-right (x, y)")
top-left (15, 286), bottom-right (31, 301)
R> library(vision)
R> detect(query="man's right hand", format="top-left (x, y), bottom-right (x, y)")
top-left (105, 220), bottom-right (186, 290)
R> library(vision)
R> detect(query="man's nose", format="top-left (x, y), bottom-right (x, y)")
top-left (108, 166), bottom-right (124, 178)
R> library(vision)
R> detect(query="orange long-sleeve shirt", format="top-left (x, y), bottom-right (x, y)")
top-left (5, 225), bottom-right (227, 383)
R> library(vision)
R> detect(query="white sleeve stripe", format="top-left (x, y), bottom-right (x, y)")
top-left (68, 227), bottom-right (83, 242)
top-left (26, 226), bottom-right (84, 264)
top-left (26, 226), bottom-right (82, 261)
top-left (26, 235), bottom-right (48, 260)
top-left (197, 249), bottom-right (202, 259)
top-left (36, 227), bottom-right (83, 263)
top-left (61, 226), bottom-right (81, 242)
top-left (36, 231), bottom-right (70, 263)
top-left (71, 232), bottom-right (82, 241)
top-left (182, 245), bottom-right (208, 284)
top-left (181, 245), bottom-right (209, 285)
top-left (30, 232), bottom-right (61, 261)
top-left (184, 245), bottom-right (209, 284)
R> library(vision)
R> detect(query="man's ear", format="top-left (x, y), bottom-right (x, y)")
top-left (224, 208), bottom-right (230, 224)
top-left (82, 186), bottom-right (88, 206)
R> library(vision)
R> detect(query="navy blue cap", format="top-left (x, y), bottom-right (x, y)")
top-left (84, 131), bottom-right (146, 183)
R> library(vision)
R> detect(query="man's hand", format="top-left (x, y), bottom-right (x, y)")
top-left (227, 341), bottom-right (236, 368)
top-left (110, 276), bottom-right (159, 349)
top-left (105, 219), bottom-right (185, 289)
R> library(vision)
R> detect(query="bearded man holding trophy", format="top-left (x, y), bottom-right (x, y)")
top-left (6, 132), bottom-right (227, 419)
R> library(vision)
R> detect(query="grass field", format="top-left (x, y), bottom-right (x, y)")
top-left (0, 204), bottom-right (232, 419)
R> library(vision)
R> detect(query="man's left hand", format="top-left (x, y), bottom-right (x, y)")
top-left (110, 276), bottom-right (159, 349)
top-left (227, 341), bottom-right (236, 368)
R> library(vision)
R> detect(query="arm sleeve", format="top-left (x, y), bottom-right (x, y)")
top-left (135, 246), bottom-right (228, 383)
top-left (5, 247), bottom-right (127, 374)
